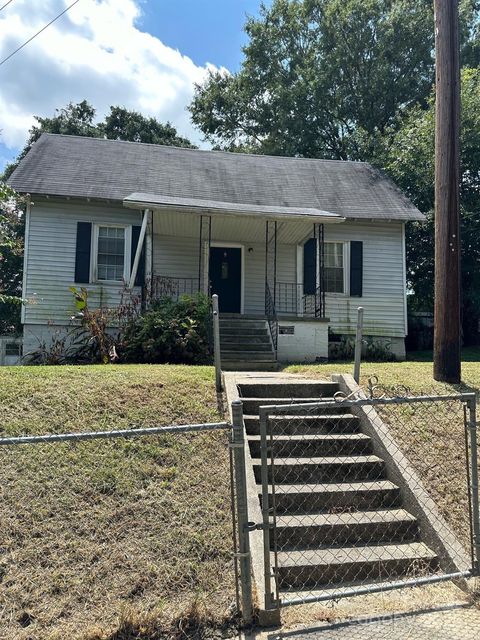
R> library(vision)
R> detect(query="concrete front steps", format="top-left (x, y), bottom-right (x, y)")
top-left (220, 316), bottom-right (277, 371)
top-left (237, 378), bottom-right (439, 594)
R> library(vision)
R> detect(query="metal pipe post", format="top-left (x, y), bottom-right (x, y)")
top-left (353, 306), bottom-right (364, 383)
top-left (231, 400), bottom-right (253, 624)
top-left (259, 407), bottom-right (274, 610)
top-left (212, 294), bottom-right (222, 392)
top-left (468, 397), bottom-right (480, 574)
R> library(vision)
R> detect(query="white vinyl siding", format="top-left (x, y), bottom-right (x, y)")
top-left (23, 200), bottom-right (142, 325)
top-left (23, 202), bottom-right (407, 339)
top-left (324, 221), bottom-right (406, 337)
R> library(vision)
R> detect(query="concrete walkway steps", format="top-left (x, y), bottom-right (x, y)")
top-left (220, 317), bottom-right (277, 371)
top-left (260, 480), bottom-right (402, 513)
top-left (237, 376), bottom-right (440, 594)
top-left (275, 542), bottom-right (439, 589)
top-left (273, 509), bottom-right (419, 548)
top-left (244, 414), bottom-right (361, 435)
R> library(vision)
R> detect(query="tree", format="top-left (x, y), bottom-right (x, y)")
top-left (190, 0), bottom-right (478, 160)
top-left (2, 100), bottom-right (99, 179)
top-left (384, 67), bottom-right (480, 343)
top-left (0, 183), bottom-right (25, 334)
top-left (101, 106), bottom-right (194, 147)
top-left (2, 101), bottom-right (195, 179)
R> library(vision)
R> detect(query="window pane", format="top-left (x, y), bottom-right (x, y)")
top-left (324, 243), bottom-right (344, 293)
top-left (97, 226), bottom-right (125, 281)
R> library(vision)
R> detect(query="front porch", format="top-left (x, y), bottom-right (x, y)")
top-left (124, 195), bottom-right (345, 366)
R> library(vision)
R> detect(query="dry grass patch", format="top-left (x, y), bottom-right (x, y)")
top-left (0, 365), bottom-right (236, 640)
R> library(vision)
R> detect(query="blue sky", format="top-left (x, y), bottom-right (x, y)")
top-left (138, 1), bottom-right (268, 71)
top-left (0, 0), bottom-right (271, 173)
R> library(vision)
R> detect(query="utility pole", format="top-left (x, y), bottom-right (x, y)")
top-left (433, 0), bottom-right (461, 383)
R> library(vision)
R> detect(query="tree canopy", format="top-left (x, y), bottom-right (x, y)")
top-left (0, 183), bottom-right (24, 334)
top-left (383, 67), bottom-right (480, 342)
top-left (190, 0), bottom-right (479, 159)
top-left (2, 101), bottom-right (195, 179)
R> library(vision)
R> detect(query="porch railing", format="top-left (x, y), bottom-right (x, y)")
top-left (265, 283), bottom-right (278, 354)
top-left (151, 275), bottom-right (201, 301)
top-left (275, 282), bottom-right (326, 318)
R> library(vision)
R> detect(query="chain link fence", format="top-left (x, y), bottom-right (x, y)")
top-left (258, 387), bottom-right (479, 612)
top-left (0, 422), bottom-right (241, 640)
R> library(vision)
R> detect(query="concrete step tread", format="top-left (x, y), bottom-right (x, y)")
top-left (258, 480), bottom-right (400, 495)
top-left (275, 542), bottom-right (436, 568)
top-left (252, 455), bottom-right (384, 466)
top-left (247, 433), bottom-right (370, 443)
top-left (274, 509), bottom-right (416, 529)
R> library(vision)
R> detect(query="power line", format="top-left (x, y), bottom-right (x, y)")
top-left (0, 0), bottom-right (82, 67)
top-left (0, 0), bottom-right (16, 12)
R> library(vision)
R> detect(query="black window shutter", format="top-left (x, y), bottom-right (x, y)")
top-left (303, 238), bottom-right (317, 295)
top-left (350, 241), bottom-right (363, 297)
top-left (131, 226), bottom-right (145, 287)
top-left (74, 222), bottom-right (92, 283)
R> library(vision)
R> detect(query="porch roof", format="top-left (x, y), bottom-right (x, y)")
top-left (123, 192), bottom-right (345, 223)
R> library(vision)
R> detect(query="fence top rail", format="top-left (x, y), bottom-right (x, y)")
top-left (0, 421), bottom-right (231, 446)
top-left (259, 392), bottom-right (476, 416)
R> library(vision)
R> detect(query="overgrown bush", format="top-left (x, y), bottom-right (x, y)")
top-left (122, 294), bottom-right (212, 364)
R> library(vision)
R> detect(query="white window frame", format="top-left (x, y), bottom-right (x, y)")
top-left (91, 223), bottom-right (132, 284)
top-left (321, 241), bottom-right (349, 297)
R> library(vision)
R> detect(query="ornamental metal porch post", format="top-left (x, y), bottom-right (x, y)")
top-left (198, 215), bottom-right (212, 295)
top-left (265, 220), bottom-right (278, 311)
top-left (315, 223), bottom-right (325, 318)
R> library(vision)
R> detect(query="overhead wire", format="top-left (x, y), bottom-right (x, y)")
top-left (0, 1), bottom-right (16, 12)
top-left (0, 0), bottom-right (82, 67)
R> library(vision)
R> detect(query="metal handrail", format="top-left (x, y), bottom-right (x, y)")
top-left (275, 282), bottom-right (326, 318)
top-left (151, 275), bottom-right (201, 300)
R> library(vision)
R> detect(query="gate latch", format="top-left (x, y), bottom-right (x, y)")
top-left (246, 521), bottom-right (271, 532)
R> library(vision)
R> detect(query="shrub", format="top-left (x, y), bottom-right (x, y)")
top-left (122, 294), bottom-right (212, 364)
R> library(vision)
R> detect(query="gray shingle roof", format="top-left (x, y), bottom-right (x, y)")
top-left (8, 133), bottom-right (424, 221)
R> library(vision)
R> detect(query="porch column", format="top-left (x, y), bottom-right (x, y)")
top-left (128, 208), bottom-right (150, 289)
top-left (264, 220), bottom-right (278, 312)
top-left (315, 222), bottom-right (325, 318)
top-left (198, 214), bottom-right (212, 295)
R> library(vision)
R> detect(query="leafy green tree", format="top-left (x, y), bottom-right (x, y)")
top-left (2, 100), bottom-right (99, 179)
top-left (190, 0), bottom-right (478, 160)
top-left (0, 183), bottom-right (25, 334)
top-left (2, 101), bottom-right (195, 179)
top-left (384, 68), bottom-right (480, 343)
top-left (101, 106), bottom-right (195, 147)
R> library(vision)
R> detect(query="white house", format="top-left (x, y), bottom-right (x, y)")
top-left (8, 133), bottom-right (423, 367)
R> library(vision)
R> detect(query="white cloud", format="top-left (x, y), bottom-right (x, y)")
top-left (0, 0), bottom-right (223, 152)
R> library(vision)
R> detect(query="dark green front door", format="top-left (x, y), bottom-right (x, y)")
top-left (209, 247), bottom-right (242, 313)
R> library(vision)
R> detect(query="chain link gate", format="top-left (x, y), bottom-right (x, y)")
top-left (258, 389), bottom-right (480, 613)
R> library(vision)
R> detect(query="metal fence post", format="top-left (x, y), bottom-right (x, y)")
top-left (468, 396), bottom-right (480, 575)
top-left (259, 406), bottom-right (274, 611)
top-left (231, 400), bottom-right (253, 624)
top-left (353, 306), bottom-right (364, 383)
top-left (212, 294), bottom-right (222, 392)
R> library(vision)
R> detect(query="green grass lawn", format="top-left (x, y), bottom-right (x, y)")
top-left (286, 347), bottom-right (480, 394)
top-left (0, 365), bottom-right (233, 640)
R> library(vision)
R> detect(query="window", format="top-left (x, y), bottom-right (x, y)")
top-left (95, 225), bottom-right (128, 282)
top-left (324, 242), bottom-right (345, 293)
